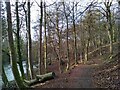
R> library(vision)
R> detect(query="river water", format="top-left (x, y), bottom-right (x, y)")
top-left (0, 76), bottom-right (2, 89)
top-left (0, 61), bottom-right (27, 87)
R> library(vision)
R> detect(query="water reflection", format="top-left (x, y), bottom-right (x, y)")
top-left (0, 61), bottom-right (38, 86)
top-left (0, 61), bottom-right (27, 84)
top-left (0, 76), bottom-right (3, 89)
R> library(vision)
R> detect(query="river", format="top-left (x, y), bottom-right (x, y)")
top-left (0, 76), bottom-right (2, 89)
top-left (0, 61), bottom-right (27, 87)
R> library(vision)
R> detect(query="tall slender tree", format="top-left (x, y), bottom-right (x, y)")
top-left (62, 2), bottom-right (70, 70)
top-left (98, 8), bottom-right (102, 56)
top-left (56, 4), bottom-right (62, 73)
top-left (22, 2), bottom-right (29, 79)
top-left (72, 2), bottom-right (78, 65)
top-left (27, 0), bottom-right (33, 79)
top-left (80, 17), bottom-right (85, 62)
top-left (104, 1), bottom-right (113, 56)
top-left (26, 33), bottom-right (29, 79)
top-left (117, 1), bottom-right (120, 42)
top-left (5, 1), bottom-right (26, 88)
top-left (16, 1), bottom-right (25, 79)
top-left (85, 9), bottom-right (91, 62)
top-left (39, 0), bottom-right (43, 75)
top-left (117, 1), bottom-right (120, 60)
top-left (0, 2), bottom-right (2, 81)
top-left (44, 2), bottom-right (47, 73)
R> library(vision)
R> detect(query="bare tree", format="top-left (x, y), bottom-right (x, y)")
top-left (16, 1), bottom-right (25, 79)
top-left (44, 2), bottom-right (47, 73)
top-left (62, 1), bottom-right (70, 70)
top-left (72, 2), bottom-right (78, 65)
top-left (6, 1), bottom-right (26, 88)
top-left (85, 9), bottom-right (92, 62)
top-left (27, 0), bottom-right (34, 79)
top-left (56, 3), bottom-right (62, 73)
top-left (0, 2), bottom-right (2, 83)
top-left (22, 1), bottom-right (29, 79)
top-left (104, 1), bottom-right (113, 56)
top-left (117, 1), bottom-right (120, 42)
top-left (39, 0), bottom-right (43, 75)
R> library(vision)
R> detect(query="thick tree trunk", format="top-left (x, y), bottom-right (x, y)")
top-left (6, 1), bottom-right (26, 88)
top-left (36, 72), bottom-right (55, 80)
top-left (16, 1), bottom-right (25, 79)
top-left (24, 72), bottom-right (55, 86)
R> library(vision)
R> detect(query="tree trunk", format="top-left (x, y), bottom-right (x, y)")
top-left (5, 1), bottom-right (26, 88)
top-left (27, 1), bottom-right (34, 79)
top-left (24, 72), bottom-right (55, 86)
top-left (0, 3), bottom-right (2, 88)
top-left (99, 35), bottom-right (102, 56)
top-left (50, 41), bottom-right (59, 62)
top-left (80, 19), bottom-right (85, 62)
top-left (26, 33), bottom-right (30, 79)
top-left (118, 1), bottom-right (120, 61)
top-left (47, 21), bottom-right (59, 62)
top-left (23, 3), bottom-right (30, 79)
top-left (56, 5), bottom-right (62, 73)
top-left (108, 30), bottom-right (113, 55)
top-left (73, 2), bottom-right (78, 65)
top-left (39, 0), bottom-right (43, 75)
top-left (16, 1), bottom-right (25, 79)
top-left (104, 1), bottom-right (113, 56)
top-left (36, 72), bottom-right (55, 80)
top-left (44, 2), bottom-right (47, 73)
top-left (62, 2), bottom-right (70, 70)
top-left (98, 11), bottom-right (102, 56)
top-left (85, 39), bottom-right (89, 62)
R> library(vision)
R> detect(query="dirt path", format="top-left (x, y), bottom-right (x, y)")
top-left (34, 63), bottom-right (98, 88)
top-left (71, 65), bottom-right (96, 88)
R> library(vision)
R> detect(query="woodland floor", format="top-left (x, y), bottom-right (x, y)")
top-left (31, 44), bottom-right (120, 88)
top-left (93, 54), bottom-right (120, 89)
top-left (4, 53), bottom-right (119, 89)
top-left (33, 53), bottom-right (119, 89)
top-left (34, 65), bottom-right (95, 88)
top-left (31, 44), bottom-right (120, 89)
top-left (3, 44), bottom-right (119, 88)
top-left (33, 58), bottom-right (104, 88)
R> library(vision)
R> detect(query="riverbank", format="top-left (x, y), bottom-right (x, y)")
top-left (2, 80), bottom-right (17, 88)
